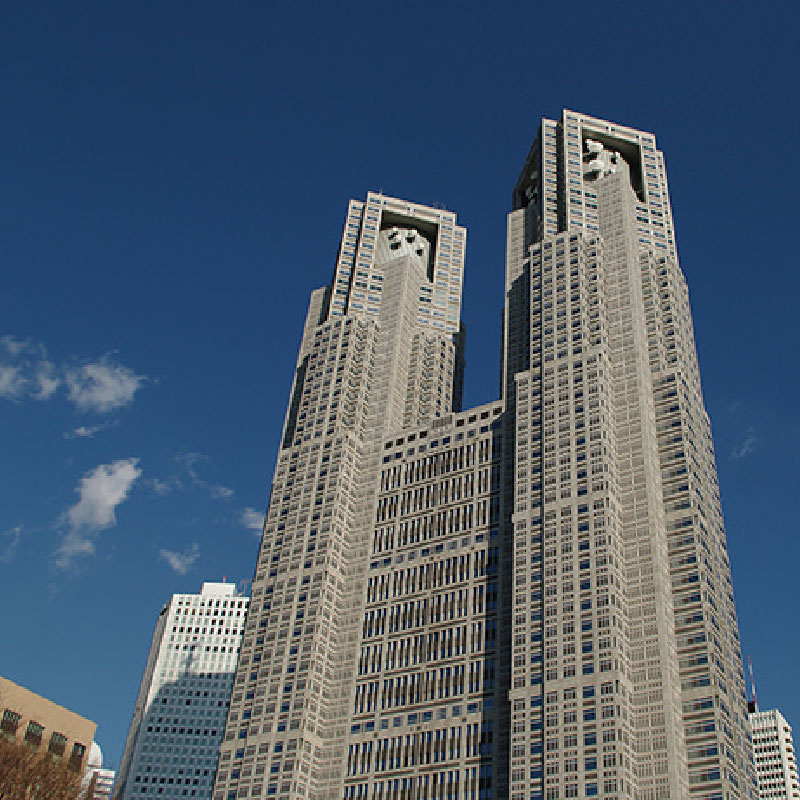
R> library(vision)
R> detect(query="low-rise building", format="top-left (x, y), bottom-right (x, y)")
top-left (0, 673), bottom-right (96, 772)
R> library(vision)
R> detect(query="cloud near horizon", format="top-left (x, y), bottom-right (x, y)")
top-left (55, 458), bottom-right (142, 569)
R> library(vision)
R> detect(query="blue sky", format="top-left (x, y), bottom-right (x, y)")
top-left (1, 0), bottom-right (798, 769)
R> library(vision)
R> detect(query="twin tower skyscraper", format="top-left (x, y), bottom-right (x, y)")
top-left (212, 111), bottom-right (756, 800)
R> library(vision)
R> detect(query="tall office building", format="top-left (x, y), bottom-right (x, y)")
top-left (115, 582), bottom-right (249, 800)
top-left (213, 193), bottom-right (470, 800)
top-left (750, 708), bottom-right (800, 799)
top-left (213, 111), bottom-right (754, 800)
top-left (504, 110), bottom-right (754, 800)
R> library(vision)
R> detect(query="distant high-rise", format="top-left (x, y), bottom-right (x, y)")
top-left (91, 768), bottom-right (117, 800)
top-left (212, 112), bottom-right (755, 800)
top-left (750, 708), bottom-right (800, 799)
top-left (115, 582), bottom-right (248, 800)
top-left (83, 742), bottom-right (116, 800)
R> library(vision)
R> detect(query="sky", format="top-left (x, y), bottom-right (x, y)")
top-left (1, 0), bottom-right (798, 770)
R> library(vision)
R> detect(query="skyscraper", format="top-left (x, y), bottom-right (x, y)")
top-left (750, 708), bottom-right (800, 799)
top-left (213, 194), bottom-right (469, 800)
top-left (213, 111), bottom-right (755, 800)
top-left (115, 582), bottom-right (249, 800)
top-left (504, 110), bottom-right (755, 800)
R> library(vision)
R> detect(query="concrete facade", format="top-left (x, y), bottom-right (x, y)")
top-left (343, 400), bottom-right (510, 799)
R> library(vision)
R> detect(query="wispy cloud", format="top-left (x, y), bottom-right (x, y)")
top-left (731, 427), bottom-right (759, 460)
top-left (1, 335), bottom-right (42, 359)
top-left (34, 360), bottom-right (60, 400)
top-left (159, 543), bottom-right (200, 575)
top-left (239, 507), bottom-right (264, 533)
top-left (149, 476), bottom-right (180, 496)
top-left (0, 334), bottom-right (147, 414)
top-left (0, 364), bottom-right (28, 401)
top-left (0, 525), bottom-right (23, 563)
top-left (0, 336), bottom-right (58, 402)
top-left (62, 421), bottom-right (117, 440)
top-left (177, 452), bottom-right (235, 501)
top-left (54, 458), bottom-right (141, 569)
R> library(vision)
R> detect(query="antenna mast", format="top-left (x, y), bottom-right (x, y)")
top-left (747, 654), bottom-right (759, 713)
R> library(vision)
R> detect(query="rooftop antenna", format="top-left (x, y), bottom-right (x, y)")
top-left (747, 654), bottom-right (759, 713)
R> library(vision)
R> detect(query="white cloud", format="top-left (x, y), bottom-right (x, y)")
top-left (55, 458), bottom-right (141, 569)
top-left (0, 525), bottom-right (23, 563)
top-left (731, 428), bottom-right (759, 460)
top-left (65, 356), bottom-right (145, 413)
top-left (0, 335), bottom-right (145, 414)
top-left (240, 507), bottom-right (264, 532)
top-left (159, 543), bottom-right (200, 575)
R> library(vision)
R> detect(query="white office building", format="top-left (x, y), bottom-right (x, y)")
top-left (751, 708), bottom-right (800, 799)
top-left (115, 582), bottom-right (249, 800)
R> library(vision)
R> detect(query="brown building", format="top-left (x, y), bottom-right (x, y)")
top-left (0, 674), bottom-right (96, 772)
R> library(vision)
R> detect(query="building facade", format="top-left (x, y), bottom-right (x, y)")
top-left (750, 709), bottom-right (800, 799)
top-left (115, 582), bottom-right (249, 800)
top-left (212, 112), bottom-right (755, 800)
top-left (0, 674), bottom-right (96, 772)
top-left (343, 400), bottom-right (511, 800)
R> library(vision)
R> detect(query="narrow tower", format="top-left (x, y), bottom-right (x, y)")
top-left (504, 110), bottom-right (756, 800)
top-left (212, 194), bottom-right (467, 800)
